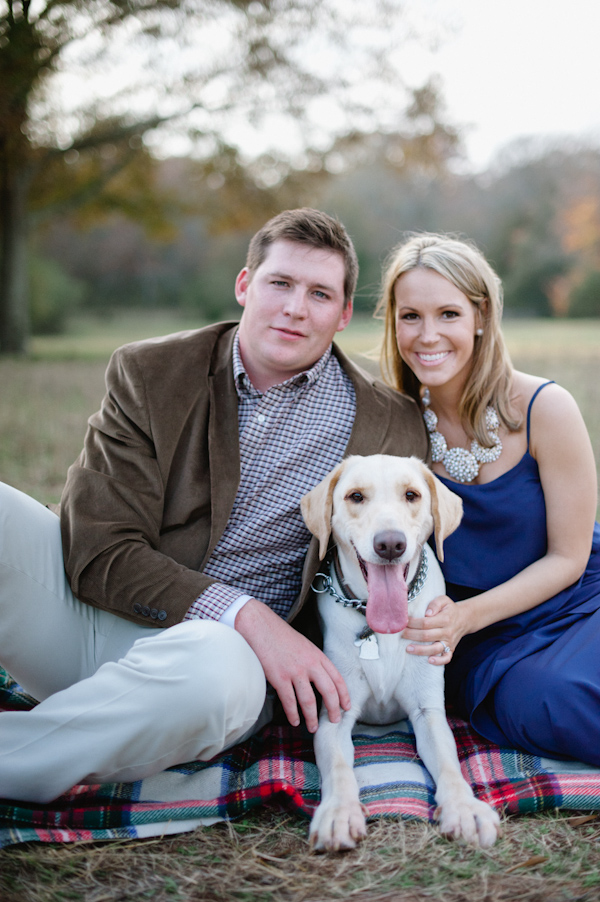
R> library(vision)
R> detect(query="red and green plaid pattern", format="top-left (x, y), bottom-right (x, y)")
top-left (1, 669), bottom-right (600, 848)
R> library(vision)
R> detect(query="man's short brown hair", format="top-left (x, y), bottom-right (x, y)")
top-left (245, 208), bottom-right (358, 307)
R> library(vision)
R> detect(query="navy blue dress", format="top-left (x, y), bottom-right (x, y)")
top-left (436, 383), bottom-right (600, 764)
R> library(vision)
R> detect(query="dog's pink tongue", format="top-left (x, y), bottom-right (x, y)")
top-left (365, 563), bottom-right (408, 634)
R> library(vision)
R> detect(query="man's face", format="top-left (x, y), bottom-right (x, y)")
top-left (235, 239), bottom-right (353, 392)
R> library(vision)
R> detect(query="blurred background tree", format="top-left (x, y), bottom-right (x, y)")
top-left (2, 2), bottom-right (599, 353)
top-left (1, 0), bottom-right (460, 353)
top-left (30, 137), bottom-right (600, 333)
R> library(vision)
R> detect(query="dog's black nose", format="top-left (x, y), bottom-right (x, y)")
top-left (373, 530), bottom-right (407, 562)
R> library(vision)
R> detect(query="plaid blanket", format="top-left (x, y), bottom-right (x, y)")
top-left (2, 668), bottom-right (600, 849)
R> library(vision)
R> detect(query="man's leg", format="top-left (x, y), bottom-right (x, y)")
top-left (0, 483), bottom-right (267, 802)
top-left (0, 481), bottom-right (109, 697)
top-left (0, 620), bottom-right (266, 802)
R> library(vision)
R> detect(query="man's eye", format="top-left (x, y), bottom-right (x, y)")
top-left (347, 492), bottom-right (364, 504)
top-left (406, 491), bottom-right (420, 502)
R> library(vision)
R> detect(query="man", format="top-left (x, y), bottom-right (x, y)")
top-left (0, 209), bottom-right (427, 802)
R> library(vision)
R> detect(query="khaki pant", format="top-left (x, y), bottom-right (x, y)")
top-left (0, 483), bottom-right (268, 803)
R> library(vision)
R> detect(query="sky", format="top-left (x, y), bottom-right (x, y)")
top-left (415, 0), bottom-right (600, 170)
top-left (50, 0), bottom-right (600, 174)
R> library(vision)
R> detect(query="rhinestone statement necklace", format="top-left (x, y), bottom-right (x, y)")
top-left (422, 387), bottom-right (502, 483)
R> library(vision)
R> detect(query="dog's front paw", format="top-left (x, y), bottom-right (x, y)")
top-left (435, 797), bottom-right (501, 848)
top-left (309, 799), bottom-right (367, 852)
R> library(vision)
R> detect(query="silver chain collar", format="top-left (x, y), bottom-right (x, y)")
top-left (311, 547), bottom-right (429, 615)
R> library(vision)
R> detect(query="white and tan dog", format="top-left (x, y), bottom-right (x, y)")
top-left (301, 454), bottom-right (500, 851)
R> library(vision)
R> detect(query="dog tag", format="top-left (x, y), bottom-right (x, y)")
top-left (355, 633), bottom-right (379, 660)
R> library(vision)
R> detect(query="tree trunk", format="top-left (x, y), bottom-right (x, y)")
top-left (0, 144), bottom-right (30, 354)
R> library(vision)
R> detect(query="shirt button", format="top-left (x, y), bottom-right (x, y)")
top-left (256, 413), bottom-right (266, 423)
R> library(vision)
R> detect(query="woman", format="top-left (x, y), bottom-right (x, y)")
top-left (377, 232), bottom-right (600, 764)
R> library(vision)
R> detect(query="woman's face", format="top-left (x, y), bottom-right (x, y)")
top-left (393, 267), bottom-right (480, 395)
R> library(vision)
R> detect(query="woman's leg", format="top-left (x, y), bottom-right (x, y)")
top-left (491, 612), bottom-right (600, 765)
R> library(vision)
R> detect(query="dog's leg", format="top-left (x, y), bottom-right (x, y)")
top-left (411, 706), bottom-right (501, 847)
top-left (309, 708), bottom-right (367, 852)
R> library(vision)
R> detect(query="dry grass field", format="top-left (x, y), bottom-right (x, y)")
top-left (1, 313), bottom-right (600, 902)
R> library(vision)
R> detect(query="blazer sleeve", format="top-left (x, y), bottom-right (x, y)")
top-left (60, 344), bottom-right (219, 628)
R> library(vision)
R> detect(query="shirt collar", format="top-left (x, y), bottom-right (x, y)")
top-left (232, 331), bottom-right (333, 397)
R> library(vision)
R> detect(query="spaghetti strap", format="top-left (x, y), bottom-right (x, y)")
top-left (526, 381), bottom-right (555, 448)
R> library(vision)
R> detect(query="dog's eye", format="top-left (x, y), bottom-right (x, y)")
top-left (406, 491), bottom-right (420, 503)
top-left (346, 492), bottom-right (364, 504)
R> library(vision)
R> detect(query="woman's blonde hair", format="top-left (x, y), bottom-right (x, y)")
top-left (376, 232), bottom-right (521, 444)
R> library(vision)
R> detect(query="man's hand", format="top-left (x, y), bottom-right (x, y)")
top-left (234, 598), bottom-right (351, 733)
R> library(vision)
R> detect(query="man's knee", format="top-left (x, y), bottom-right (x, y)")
top-left (0, 481), bottom-right (65, 590)
top-left (0, 481), bottom-right (59, 534)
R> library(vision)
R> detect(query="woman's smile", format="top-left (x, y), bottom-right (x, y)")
top-left (415, 351), bottom-right (452, 364)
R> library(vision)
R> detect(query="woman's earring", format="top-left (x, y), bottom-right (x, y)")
top-left (475, 328), bottom-right (484, 336)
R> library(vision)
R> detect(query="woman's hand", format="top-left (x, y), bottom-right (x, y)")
top-left (402, 594), bottom-right (468, 666)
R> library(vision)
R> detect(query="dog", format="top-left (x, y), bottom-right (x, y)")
top-left (300, 454), bottom-right (500, 851)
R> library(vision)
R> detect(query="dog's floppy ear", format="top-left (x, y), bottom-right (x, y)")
top-left (301, 460), bottom-right (346, 560)
top-left (420, 464), bottom-right (463, 562)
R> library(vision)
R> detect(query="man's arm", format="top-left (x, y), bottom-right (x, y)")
top-left (61, 339), bottom-right (223, 627)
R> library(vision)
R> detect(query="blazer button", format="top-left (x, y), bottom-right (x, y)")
top-left (150, 608), bottom-right (158, 619)
top-left (141, 606), bottom-right (150, 617)
top-left (157, 610), bottom-right (167, 621)
top-left (133, 603), bottom-right (142, 613)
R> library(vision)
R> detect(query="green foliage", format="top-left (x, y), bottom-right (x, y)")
top-left (180, 269), bottom-right (240, 323)
top-left (502, 256), bottom-right (568, 317)
top-left (177, 229), bottom-right (249, 321)
top-left (30, 141), bottom-right (600, 331)
top-left (29, 255), bottom-right (85, 335)
top-left (569, 270), bottom-right (600, 317)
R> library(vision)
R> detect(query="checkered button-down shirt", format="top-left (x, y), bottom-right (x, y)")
top-left (184, 333), bottom-right (356, 623)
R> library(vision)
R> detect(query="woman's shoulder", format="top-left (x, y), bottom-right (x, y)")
top-left (510, 371), bottom-right (578, 419)
top-left (511, 371), bottom-right (589, 460)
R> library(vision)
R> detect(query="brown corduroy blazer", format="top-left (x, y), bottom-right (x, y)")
top-left (60, 322), bottom-right (428, 631)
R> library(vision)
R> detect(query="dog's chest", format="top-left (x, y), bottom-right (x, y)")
top-left (319, 590), bottom-right (439, 723)
top-left (358, 635), bottom-right (414, 716)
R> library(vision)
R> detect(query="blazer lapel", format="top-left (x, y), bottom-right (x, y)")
top-left (335, 347), bottom-right (391, 457)
top-left (206, 331), bottom-right (241, 564)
